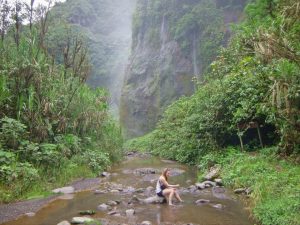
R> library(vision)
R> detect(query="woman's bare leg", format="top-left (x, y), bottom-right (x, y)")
top-left (174, 190), bottom-right (183, 202)
top-left (163, 188), bottom-right (175, 206)
top-left (168, 189), bottom-right (175, 205)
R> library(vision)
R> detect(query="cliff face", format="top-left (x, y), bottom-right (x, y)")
top-left (120, 0), bottom-right (246, 138)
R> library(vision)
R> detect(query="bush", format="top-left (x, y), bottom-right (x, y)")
top-left (0, 117), bottom-right (27, 149)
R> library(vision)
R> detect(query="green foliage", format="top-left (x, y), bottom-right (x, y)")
top-left (124, 132), bottom-right (155, 152)
top-left (0, 117), bottom-right (27, 149)
top-left (215, 148), bottom-right (300, 225)
top-left (0, 4), bottom-right (123, 202)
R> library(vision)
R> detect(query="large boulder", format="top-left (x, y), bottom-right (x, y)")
top-left (129, 195), bottom-right (165, 204)
top-left (204, 166), bottom-right (220, 181)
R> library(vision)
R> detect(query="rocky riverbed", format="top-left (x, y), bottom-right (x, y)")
top-left (0, 153), bottom-right (255, 225)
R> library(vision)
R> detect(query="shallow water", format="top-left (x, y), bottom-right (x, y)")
top-left (2, 155), bottom-right (255, 225)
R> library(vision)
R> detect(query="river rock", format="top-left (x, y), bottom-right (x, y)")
top-left (107, 210), bottom-right (118, 215)
top-left (94, 189), bottom-right (106, 194)
top-left (141, 221), bottom-right (152, 225)
top-left (123, 186), bottom-right (136, 193)
top-left (234, 188), bottom-right (246, 194)
top-left (57, 221), bottom-right (71, 225)
top-left (134, 168), bottom-right (159, 175)
top-left (204, 166), bottom-right (220, 181)
top-left (214, 178), bottom-right (223, 186)
top-left (106, 200), bottom-right (119, 206)
top-left (110, 189), bottom-right (120, 193)
top-left (130, 195), bottom-right (165, 204)
top-left (97, 203), bottom-right (111, 211)
top-left (71, 217), bottom-right (94, 224)
top-left (195, 183), bottom-right (205, 190)
top-left (135, 188), bottom-right (145, 193)
top-left (203, 181), bottom-right (216, 187)
top-left (188, 185), bottom-right (198, 192)
top-left (52, 186), bottom-right (75, 194)
top-left (195, 199), bottom-right (210, 205)
top-left (79, 210), bottom-right (95, 215)
top-left (101, 171), bottom-right (111, 177)
top-left (125, 209), bottom-right (135, 217)
top-left (212, 203), bottom-right (223, 209)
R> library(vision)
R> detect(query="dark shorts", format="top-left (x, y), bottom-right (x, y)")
top-left (157, 191), bottom-right (164, 197)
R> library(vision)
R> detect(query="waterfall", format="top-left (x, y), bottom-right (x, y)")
top-left (160, 15), bottom-right (167, 49)
top-left (192, 34), bottom-right (199, 77)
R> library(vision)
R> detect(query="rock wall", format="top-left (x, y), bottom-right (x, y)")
top-left (120, 0), bottom-right (246, 138)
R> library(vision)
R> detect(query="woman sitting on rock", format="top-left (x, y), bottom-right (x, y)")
top-left (156, 168), bottom-right (183, 205)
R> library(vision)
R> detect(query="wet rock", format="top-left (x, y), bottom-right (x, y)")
top-left (234, 188), bottom-right (246, 194)
top-left (188, 185), bottom-right (198, 192)
top-left (195, 183), bottom-right (205, 190)
top-left (214, 178), bottom-right (223, 186)
top-left (94, 190), bottom-right (106, 194)
top-left (135, 188), bottom-right (145, 193)
top-left (71, 217), bottom-right (94, 224)
top-left (134, 168), bottom-right (159, 175)
top-left (106, 200), bottom-right (119, 206)
top-left (186, 179), bottom-right (192, 184)
top-left (195, 199), bottom-right (210, 205)
top-left (204, 166), bottom-right (220, 181)
top-left (57, 221), bottom-right (71, 225)
top-left (97, 203), bottom-right (111, 211)
top-left (25, 212), bottom-right (35, 217)
top-left (212, 186), bottom-right (225, 193)
top-left (107, 210), bottom-right (118, 215)
top-left (130, 195), bottom-right (165, 204)
top-left (79, 210), bottom-right (95, 215)
top-left (125, 209), bottom-right (135, 217)
top-left (203, 181), bottom-right (216, 187)
top-left (182, 188), bottom-right (190, 193)
top-left (212, 203), bottom-right (223, 209)
top-left (205, 183), bottom-right (211, 188)
top-left (123, 186), bottom-right (136, 193)
top-left (52, 186), bottom-right (75, 194)
top-left (141, 221), bottom-right (152, 225)
top-left (110, 189), bottom-right (120, 193)
top-left (100, 171), bottom-right (111, 177)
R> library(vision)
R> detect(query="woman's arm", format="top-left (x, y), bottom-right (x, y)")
top-left (160, 177), bottom-right (179, 188)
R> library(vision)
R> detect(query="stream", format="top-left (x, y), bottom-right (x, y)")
top-left (2, 153), bottom-right (255, 225)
